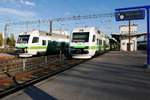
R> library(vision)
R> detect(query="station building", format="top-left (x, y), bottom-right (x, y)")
top-left (112, 24), bottom-right (147, 51)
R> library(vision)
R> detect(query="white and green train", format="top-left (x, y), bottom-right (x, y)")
top-left (69, 27), bottom-right (110, 59)
top-left (15, 30), bottom-right (69, 57)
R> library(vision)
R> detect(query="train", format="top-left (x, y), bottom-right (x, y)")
top-left (15, 30), bottom-right (69, 57)
top-left (69, 27), bottom-right (110, 59)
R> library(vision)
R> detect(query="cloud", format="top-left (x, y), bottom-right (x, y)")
top-left (0, 7), bottom-right (36, 17)
top-left (24, 1), bottom-right (35, 6)
top-left (1, 0), bottom-right (36, 6)
top-left (64, 12), bottom-right (71, 16)
top-left (20, 0), bottom-right (36, 6)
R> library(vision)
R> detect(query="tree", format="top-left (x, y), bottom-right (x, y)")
top-left (6, 37), bottom-right (11, 47)
top-left (0, 33), bottom-right (3, 46)
top-left (10, 34), bottom-right (16, 47)
top-left (6, 34), bottom-right (16, 47)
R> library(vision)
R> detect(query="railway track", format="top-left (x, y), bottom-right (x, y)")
top-left (0, 55), bottom-right (86, 98)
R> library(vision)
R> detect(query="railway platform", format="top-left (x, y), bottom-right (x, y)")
top-left (2, 51), bottom-right (150, 100)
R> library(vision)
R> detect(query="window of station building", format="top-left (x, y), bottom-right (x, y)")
top-left (32, 37), bottom-right (39, 43)
top-left (122, 43), bottom-right (125, 45)
top-left (92, 35), bottom-right (95, 42)
top-left (42, 40), bottom-right (47, 45)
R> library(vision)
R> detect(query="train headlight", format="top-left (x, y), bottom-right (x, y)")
top-left (24, 48), bottom-right (28, 53)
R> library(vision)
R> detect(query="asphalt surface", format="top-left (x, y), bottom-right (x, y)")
top-left (2, 51), bottom-right (150, 100)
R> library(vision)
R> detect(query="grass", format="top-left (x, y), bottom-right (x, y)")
top-left (0, 48), bottom-right (16, 53)
top-left (0, 48), bottom-right (16, 60)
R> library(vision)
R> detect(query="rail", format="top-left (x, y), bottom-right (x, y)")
top-left (0, 54), bottom-right (86, 98)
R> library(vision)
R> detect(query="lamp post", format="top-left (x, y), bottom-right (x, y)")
top-left (4, 24), bottom-right (8, 48)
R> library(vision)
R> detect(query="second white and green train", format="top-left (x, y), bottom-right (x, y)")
top-left (69, 27), bottom-right (110, 59)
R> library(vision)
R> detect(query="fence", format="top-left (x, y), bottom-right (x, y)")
top-left (0, 54), bottom-right (64, 74)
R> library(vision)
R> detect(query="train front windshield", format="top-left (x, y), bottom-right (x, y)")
top-left (72, 32), bottom-right (89, 42)
top-left (17, 35), bottom-right (30, 43)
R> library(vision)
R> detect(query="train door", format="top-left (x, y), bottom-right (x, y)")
top-left (99, 39), bottom-right (102, 52)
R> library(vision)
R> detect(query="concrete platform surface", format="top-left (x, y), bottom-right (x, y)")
top-left (2, 51), bottom-right (150, 100)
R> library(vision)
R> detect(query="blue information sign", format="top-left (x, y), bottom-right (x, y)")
top-left (115, 10), bottom-right (145, 21)
top-left (115, 5), bottom-right (150, 67)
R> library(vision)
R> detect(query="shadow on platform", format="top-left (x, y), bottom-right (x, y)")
top-left (24, 85), bottom-right (57, 100)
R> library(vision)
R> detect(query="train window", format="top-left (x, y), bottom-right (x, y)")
top-left (97, 39), bottom-right (99, 45)
top-left (99, 40), bottom-right (102, 45)
top-left (17, 35), bottom-right (30, 43)
top-left (72, 32), bottom-right (89, 42)
top-left (97, 30), bottom-right (101, 34)
top-left (42, 40), bottom-right (46, 45)
top-left (103, 41), bottom-right (106, 45)
top-left (32, 37), bottom-right (39, 43)
top-left (48, 40), bottom-right (51, 45)
top-left (92, 35), bottom-right (95, 42)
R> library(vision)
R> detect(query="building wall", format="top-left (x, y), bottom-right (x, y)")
top-left (120, 37), bottom-right (137, 51)
top-left (119, 25), bottom-right (138, 35)
top-left (137, 34), bottom-right (147, 50)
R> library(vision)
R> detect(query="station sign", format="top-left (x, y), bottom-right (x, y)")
top-left (115, 10), bottom-right (145, 21)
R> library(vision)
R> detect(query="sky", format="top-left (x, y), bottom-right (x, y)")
top-left (0, 0), bottom-right (150, 35)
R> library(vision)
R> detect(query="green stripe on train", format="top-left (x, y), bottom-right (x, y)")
top-left (16, 44), bottom-right (28, 48)
top-left (71, 45), bottom-right (110, 51)
top-left (72, 45), bottom-right (106, 50)
top-left (72, 45), bottom-right (87, 48)
top-left (16, 46), bottom-right (28, 48)
top-left (28, 46), bottom-right (47, 49)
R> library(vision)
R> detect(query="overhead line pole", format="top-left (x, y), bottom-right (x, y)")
top-left (128, 20), bottom-right (131, 51)
top-left (4, 24), bottom-right (8, 48)
top-left (49, 20), bottom-right (52, 33)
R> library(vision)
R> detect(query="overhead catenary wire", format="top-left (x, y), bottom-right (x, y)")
top-left (2, 12), bottom-right (115, 48)
top-left (7, 13), bottom-right (115, 25)
top-left (5, 12), bottom-right (115, 35)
